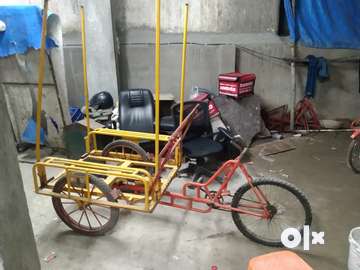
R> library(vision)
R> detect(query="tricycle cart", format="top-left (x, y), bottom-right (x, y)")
top-left (33, 0), bottom-right (312, 247)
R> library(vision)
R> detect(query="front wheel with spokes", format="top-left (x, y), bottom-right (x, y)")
top-left (231, 178), bottom-right (312, 247)
top-left (52, 175), bottom-right (120, 236)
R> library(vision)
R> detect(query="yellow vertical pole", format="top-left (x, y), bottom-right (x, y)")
top-left (154, 0), bottom-right (161, 176)
top-left (35, 0), bottom-right (49, 163)
top-left (177, 3), bottom-right (189, 165)
top-left (179, 3), bottom-right (189, 124)
top-left (80, 5), bottom-right (91, 153)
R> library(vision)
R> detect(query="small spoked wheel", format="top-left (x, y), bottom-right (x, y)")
top-left (102, 140), bottom-right (150, 162)
top-left (102, 140), bottom-right (153, 174)
top-left (52, 175), bottom-right (120, 236)
top-left (231, 178), bottom-right (312, 247)
top-left (347, 137), bottom-right (360, 173)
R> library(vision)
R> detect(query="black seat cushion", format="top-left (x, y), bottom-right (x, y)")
top-left (183, 137), bottom-right (223, 158)
top-left (119, 89), bottom-right (154, 133)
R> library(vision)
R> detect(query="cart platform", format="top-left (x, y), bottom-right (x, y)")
top-left (33, 155), bottom-right (178, 213)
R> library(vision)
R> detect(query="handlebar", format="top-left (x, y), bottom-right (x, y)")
top-left (193, 87), bottom-right (216, 99)
top-left (217, 127), bottom-right (248, 160)
top-left (218, 127), bottom-right (241, 149)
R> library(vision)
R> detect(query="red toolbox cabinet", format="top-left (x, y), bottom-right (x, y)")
top-left (218, 72), bottom-right (256, 98)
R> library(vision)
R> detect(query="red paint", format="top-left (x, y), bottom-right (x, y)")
top-left (351, 129), bottom-right (360, 139)
top-left (137, 103), bottom-right (270, 219)
top-left (159, 156), bottom-right (269, 218)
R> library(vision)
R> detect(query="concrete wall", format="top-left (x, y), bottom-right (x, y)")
top-left (56, 0), bottom-right (119, 107)
top-left (111, 27), bottom-right (360, 120)
top-left (84, 0), bottom-right (118, 101)
top-left (111, 0), bottom-right (280, 33)
top-left (63, 0), bottom-right (279, 105)
top-left (2, 0), bottom-right (360, 126)
top-left (0, 49), bottom-right (70, 147)
top-left (0, 3), bottom-right (72, 147)
top-left (108, 0), bottom-right (360, 120)
top-left (118, 42), bottom-right (236, 100)
top-left (296, 48), bottom-right (360, 119)
top-left (238, 40), bottom-right (360, 119)
top-left (0, 86), bottom-right (40, 270)
top-left (61, 0), bottom-right (360, 120)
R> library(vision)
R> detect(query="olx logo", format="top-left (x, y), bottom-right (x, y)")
top-left (281, 226), bottom-right (325, 250)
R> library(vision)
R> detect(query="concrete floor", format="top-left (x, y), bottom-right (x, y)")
top-left (20, 132), bottom-right (360, 269)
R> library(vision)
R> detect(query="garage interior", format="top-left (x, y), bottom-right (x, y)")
top-left (0, 1), bottom-right (360, 270)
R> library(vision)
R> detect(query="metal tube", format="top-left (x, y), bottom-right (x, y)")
top-left (177, 3), bottom-right (189, 164)
top-left (154, 0), bottom-right (161, 176)
top-left (290, 44), bottom-right (296, 130)
top-left (80, 5), bottom-right (91, 153)
top-left (179, 4), bottom-right (189, 124)
top-left (289, 0), bottom-right (297, 130)
top-left (47, 54), bottom-right (66, 127)
top-left (35, 0), bottom-right (49, 162)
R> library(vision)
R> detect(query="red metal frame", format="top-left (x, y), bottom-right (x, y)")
top-left (351, 129), bottom-right (360, 139)
top-left (116, 104), bottom-right (272, 219)
top-left (351, 119), bottom-right (360, 139)
top-left (160, 158), bottom-right (271, 219)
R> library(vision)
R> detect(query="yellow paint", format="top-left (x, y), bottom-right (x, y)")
top-left (80, 6), bottom-right (91, 153)
top-left (177, 3), bottom-right (189, 163)
top-left (35, 0), bottom-right (48, 162)
top-left (89, 128), bottom-right (170, 142)
top-left (154, 0), bottom-right (161, 176)
top-left (32, 155), bottom-right (178, 213)
top-left (32, 0), bottom-right (188, 216)
top-left (179, 4), bottom-right (189, 124)
top-left (35, 0), bottom-right (49, 183)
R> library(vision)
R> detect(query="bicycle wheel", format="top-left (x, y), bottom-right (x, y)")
top-left (102, 139), bottom-right (153, 173)
top-left (52, 175), bottom-right (120, 236)
top-left (102, 140), bottom-right (149, 162)
top-left (231, 178), bottom-right (312, 247)
top-left (347, 137), bottom-right (360, 173)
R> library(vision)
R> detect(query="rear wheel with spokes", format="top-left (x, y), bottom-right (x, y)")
top-left (231, 178), bottom-right (312, 247)
top-left (52, 175), bottom-right (120, 236)
top-left (102, 140), bottom-right (153, 175)
top-left (102, 140), bottom-right (150, 162)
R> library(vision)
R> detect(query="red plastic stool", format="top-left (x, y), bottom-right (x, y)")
top-left (248, 251), bottom-right (313, 270)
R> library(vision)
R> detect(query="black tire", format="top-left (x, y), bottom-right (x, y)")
top-left (347, 137), bottom-right (360, 173)
top-left (231, 178), bottom-right (312, 247)
top-left (102, 140), bottom-right (153, 176)
top-left (52, 175), bottom-right (120, 236)
top-left (102, 140), bottom-right (149, 162)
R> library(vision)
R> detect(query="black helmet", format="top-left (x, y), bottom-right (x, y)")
top-left (89, 91), bottom-right (114, 110)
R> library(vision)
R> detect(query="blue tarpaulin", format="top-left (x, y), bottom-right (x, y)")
top-left (0, 5), bottom-right (56, 58)
top-left (284, 0), bottom-right (360, 49)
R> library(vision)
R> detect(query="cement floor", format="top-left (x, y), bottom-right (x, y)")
top-left (20, 132), bottom-right (360, 269)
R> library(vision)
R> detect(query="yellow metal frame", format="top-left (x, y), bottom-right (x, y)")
top-left (177, 3), bottom-right (189, 163)
top-left (179, 4), bottom-right (189, 124)
top-left (85, 128), bottom-right (179, 165)
top-left (154, 0), bottom-right (161, 176)
top-left (32, 156), bottom-right (178, 212)
top-left (33, 0), bottom-right (190, 213)
top-left (80, 6), bottom-right (91, 153)
top-left (35, 0), bottom-right (48, 163)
